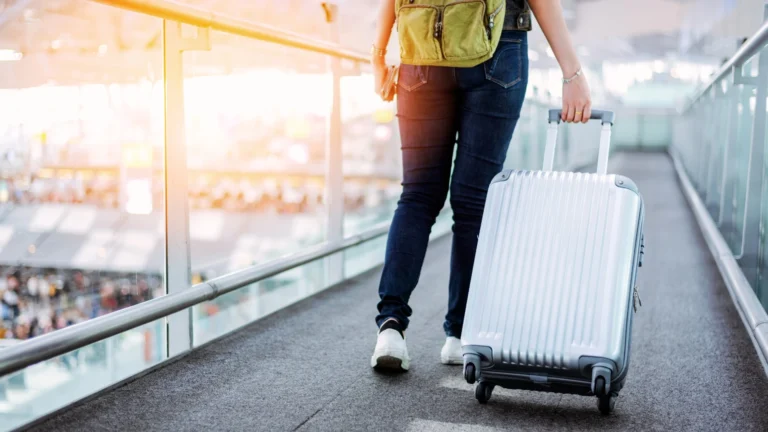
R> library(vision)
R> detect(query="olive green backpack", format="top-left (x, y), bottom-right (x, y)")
top-left (396, 0), bottom-right (506, 67)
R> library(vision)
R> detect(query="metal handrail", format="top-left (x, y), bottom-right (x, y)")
top-left (0, 223), bottom-right (390, 377)
top-left (90, 0), bottom-right (369, 63)
top-left (683, 19), bottom-right (768, 113)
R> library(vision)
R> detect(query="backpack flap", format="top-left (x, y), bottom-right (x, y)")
top-left (396, 0), bottom-right (505, 68)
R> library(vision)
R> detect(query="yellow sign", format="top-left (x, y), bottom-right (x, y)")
top-left (373, 109), bottom-right (395, 124)
top-left (285, 117), bottom-right (309, 139)
top-left (122, 144), bottom-right (153, 169)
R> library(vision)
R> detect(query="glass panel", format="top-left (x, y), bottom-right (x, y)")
top-left (696, 99), bottom-right (715, 196)
top-left (759, 150), bottom-right (768, 306)
top-left (704, 89), bottom-right (728, 220)
top-left (534, 102), bottom-right (549, 169)
top-left (639, 113), bottom-right (672, 149)
top-left (0, 3), bottom-right (166, 426)
top-left (613, 112), bottom-right (641, 149)
top-left (0, 317), bottom-right (167, 429)
top-left (758, 91), bottom-right (768, 306)
top-left (505, 96), bottom-right (534, 171)
top-left (193, 258), bottom-right (326, 346)
top-left (680, 107), bottom-right (698, 182)
top-left (341, 66), bottom-right (400, 236)
top-left (0, 7), bottom-right (165, 335)
top-left (742, 47), bottom-right (768, 296)
top-left (559, 121), bottom-right (601, 171)
top-left (183, 30), bottom-right (328, 278)
top-left (185, 31), bottom-right (332, 344)
top-left (344, 236), bottom-right (388, 280)
top-left (728, 85), bottom-right (757, 254)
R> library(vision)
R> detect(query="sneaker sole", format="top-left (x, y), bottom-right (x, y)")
top-left (441, 355), bottom-right (463, 365)
top-left (372, 355), bottom-right (410, 371)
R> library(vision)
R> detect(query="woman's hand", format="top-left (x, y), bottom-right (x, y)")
top-left (562, 71), bottom-right (591, 123)
top-left (372, 0), bottom-right (396, 96)
top-left (372, 56), bottom-right (387, 97)
top-left (528, 0), bottom-right (592, 123)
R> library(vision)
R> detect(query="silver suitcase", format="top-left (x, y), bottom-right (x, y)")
top-left (461, 109), bottom-right (645, 415)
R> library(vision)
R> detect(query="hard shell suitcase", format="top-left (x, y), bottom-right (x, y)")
top-left (461, 109), bottom-right (645, 415)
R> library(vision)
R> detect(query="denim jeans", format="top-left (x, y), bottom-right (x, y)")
top-left (376, 30), bottom-right (529, 338)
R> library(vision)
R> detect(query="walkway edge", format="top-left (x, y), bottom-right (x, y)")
top-left (671, 149), bottom-right (768, 376)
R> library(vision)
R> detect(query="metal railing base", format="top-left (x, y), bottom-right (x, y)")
top-left (671, 149), bottom-right (768, 377)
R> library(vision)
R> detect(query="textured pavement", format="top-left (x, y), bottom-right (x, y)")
top-left (34, 153), bottom-right (768, 431)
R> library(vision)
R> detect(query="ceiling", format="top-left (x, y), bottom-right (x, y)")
top-left (0, 0), bottom-right (763, 89)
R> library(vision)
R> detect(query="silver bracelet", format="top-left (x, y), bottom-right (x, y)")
top-left (562, 68), bottom-right (582, 84)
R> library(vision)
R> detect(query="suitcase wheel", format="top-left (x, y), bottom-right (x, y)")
top-left (594, 376), bottom-right (618, 415)
top-left (597, 391), bottom-right (618, 415)
top-left (594, 375), bottom-right (608, 397)
top-left (475, 381), bottom-right (494, 404)
top-left (464, 363), bottom-right (476, 384)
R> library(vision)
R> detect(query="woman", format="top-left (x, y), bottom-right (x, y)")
top-left (371, 0), bottom-right (592, 371)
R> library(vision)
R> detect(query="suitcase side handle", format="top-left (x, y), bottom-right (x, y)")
top-left (547, 109), bottom-right (615, 125)
top-left (543, 109), bottom-right (615, 175)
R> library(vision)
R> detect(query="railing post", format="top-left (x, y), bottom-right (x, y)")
top-left (741, 14), bottom-right (768, 288)
top-left (323, 3), bottom-right (345, 286)
top-left (163, 20), bottom-right (210, 357)
top-left (704, 87), bottom-right (723, 217)
top-left (755, 3), bottom-right (768, 298)
top-left (718, 72), bottom-right (741, 231)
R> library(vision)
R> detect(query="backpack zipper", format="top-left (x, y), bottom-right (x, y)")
top-left (487, 2), bottom-right (504, 39)
top-left (434, 8), bottom-right (443, 39)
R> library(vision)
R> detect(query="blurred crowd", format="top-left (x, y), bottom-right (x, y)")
top-left (0, 176), bottom-right (120, 208)
top-left (0, 267), bottom-right (163, 341)
top-left (0, 175), bottom-right (398, 214)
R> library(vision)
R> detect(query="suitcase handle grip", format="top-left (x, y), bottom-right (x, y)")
top-left (547, 109), bottom-right (615, 125)
top-left (543, 109), bottom-right (614, 174)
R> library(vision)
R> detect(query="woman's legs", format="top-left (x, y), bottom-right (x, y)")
top-left (373, 31), bottom-right (528, 371)
top-left (375, 65), bottom-right (458, 332)
top-left (444, 31), bottom-right (529, 339)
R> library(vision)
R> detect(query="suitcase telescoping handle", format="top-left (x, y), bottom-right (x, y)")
top-left (544, 109), bottom-right (615, 175)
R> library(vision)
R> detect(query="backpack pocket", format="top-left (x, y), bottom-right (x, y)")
top-left (398, 5), bottom-right (443, 63)
top-left (442, 1), bottom-right (493, 61)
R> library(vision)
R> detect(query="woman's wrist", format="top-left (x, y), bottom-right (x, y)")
top-left (560, 62), bottom-right (582, 79)
top-left (371, 44), bottom-right (387, 65)
top-left (372, 56), bottom-right (386, 66)
top-left (562, 68), bottom-right (583, 84)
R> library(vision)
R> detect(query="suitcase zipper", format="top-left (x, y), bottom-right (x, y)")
top-left (633, 286), bottom-right (642, 312)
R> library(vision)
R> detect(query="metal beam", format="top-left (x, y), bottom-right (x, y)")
top-left (683, 18), bottom-right (768, 113)
top-left (88, 0), bottom-right (369, 63)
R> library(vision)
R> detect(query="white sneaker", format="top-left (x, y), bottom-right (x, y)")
top-left (440, 336), bottom-right (463, 365)
top-left (371, 320), bottom-right (410, 371)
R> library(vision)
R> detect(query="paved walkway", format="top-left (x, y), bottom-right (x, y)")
top-left (37, 153), bottom-right (768, 431)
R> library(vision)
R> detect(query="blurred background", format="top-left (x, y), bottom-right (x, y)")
top-left (0, 0), bottom-right (764, 427)
top-left (0, 0), bottom-right (757, 345)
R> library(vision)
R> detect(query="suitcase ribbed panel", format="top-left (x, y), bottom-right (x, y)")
top-left (463, 169), bottom-right (641, 373)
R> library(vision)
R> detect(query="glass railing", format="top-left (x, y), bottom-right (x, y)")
top-left (0, 1), bottom-right (612, 429)
top-left (673, 16), bottom-right (768, 311)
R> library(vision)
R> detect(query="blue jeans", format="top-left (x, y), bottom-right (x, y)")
top-left (376, 31), bottom-right (529, 338)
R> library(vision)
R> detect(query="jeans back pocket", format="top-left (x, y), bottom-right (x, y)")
top-left (483, 38), bottom-right (524, 89)
top-left (398, 65), bottom-right (429, 92)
